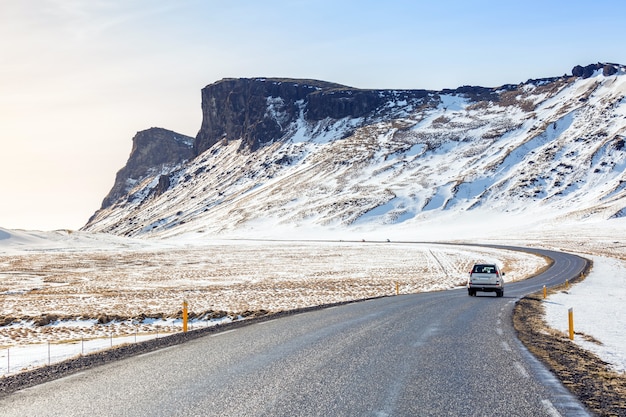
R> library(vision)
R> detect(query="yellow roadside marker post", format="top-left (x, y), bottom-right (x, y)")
top-left (543, 285), bottom-right (547, 299)
top-left (183, 300), bottom-right (189, 333)
top-left (568, 308), bottom-right (574, 340)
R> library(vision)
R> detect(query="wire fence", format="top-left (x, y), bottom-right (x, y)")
top-left (0, 318), bottom-right (231, 377)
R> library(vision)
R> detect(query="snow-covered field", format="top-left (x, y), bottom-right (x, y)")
top-left (0, 218), bottom-right (625, 376)
top-left (544, 256), bottom-right (626, 373)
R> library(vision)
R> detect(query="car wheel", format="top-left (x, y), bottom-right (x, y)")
top-left (497, 290), bottom-right (503, 297)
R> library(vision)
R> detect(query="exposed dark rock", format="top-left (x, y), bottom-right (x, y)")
top-left (603, 64), bottom-right (618, 76)
top-left (572, 65), bottom-right (584, 77)
top-left (582, 64), bottom-right (598, 78)
top-left (194, 78), bottom-right (431, 155)
top-left (305, 88), bottom-right (384, 121)
top-left (572, 63), bottom-right (600, 79)
top-left (194, 78), bottom-right (346, 154)
top-left (99, 128), bottom-right (194, 209)
top-left (153, 174), bottom-right (171, 197)
top-left (442, 85), bottom-right (499, 101)
top-left (572, 63), bottom-right (619, 79)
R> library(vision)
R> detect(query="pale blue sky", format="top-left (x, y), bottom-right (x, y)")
top-left (1, 0), bottom-right (625, 230)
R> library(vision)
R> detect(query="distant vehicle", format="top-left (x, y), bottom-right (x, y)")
top-left (467, 263), bottom-right (504, 297)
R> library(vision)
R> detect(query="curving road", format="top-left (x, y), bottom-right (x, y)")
top-left (0, 245), bottom-right (591, 416)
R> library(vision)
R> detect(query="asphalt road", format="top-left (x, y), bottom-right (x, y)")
top-left (0, 245), bottom-right (591, 416)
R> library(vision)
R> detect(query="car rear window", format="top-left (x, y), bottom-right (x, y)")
top-left (472, 265), bottom-right (496, 273)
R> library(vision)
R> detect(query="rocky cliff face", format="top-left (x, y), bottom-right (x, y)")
top-left (194, 78), bottom-right (433, 154)
top-left (99, 127), bottom-right (194, 209)
top-left (572, 62), bottom-right (622, 78)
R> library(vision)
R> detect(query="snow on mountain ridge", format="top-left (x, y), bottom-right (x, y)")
top-left (83, 69), bottom-right (626, 238)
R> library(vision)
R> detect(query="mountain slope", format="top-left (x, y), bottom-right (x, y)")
top-left (98, 128), bottom-right (194, 210)
top-left (83, 65), bottom-right (626, 238)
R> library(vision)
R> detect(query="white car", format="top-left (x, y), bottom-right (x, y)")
top-left (467, 263), bottom-right (504, 297)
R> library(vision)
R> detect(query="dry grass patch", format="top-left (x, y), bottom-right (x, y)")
top-left (0, 242), bottom-right (545, 346)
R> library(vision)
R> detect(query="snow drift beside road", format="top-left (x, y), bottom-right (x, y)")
top-left (545, 256), bottom-right (626, 373)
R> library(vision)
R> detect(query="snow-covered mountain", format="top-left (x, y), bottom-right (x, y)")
top-left (83, 63), bottom-right (626, 239)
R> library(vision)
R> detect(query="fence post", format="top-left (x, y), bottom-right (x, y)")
top-left (568, 308), bottom-right (574, 340)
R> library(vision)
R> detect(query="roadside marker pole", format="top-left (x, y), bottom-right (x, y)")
top-left (568, 308), bottom-right (574, 340)
top-left (183, 300), bottom-right (189, 333)
top-left (395, 282), bottom-right (399, 296)
top-left (543, 285), bottom-right (547, 299)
